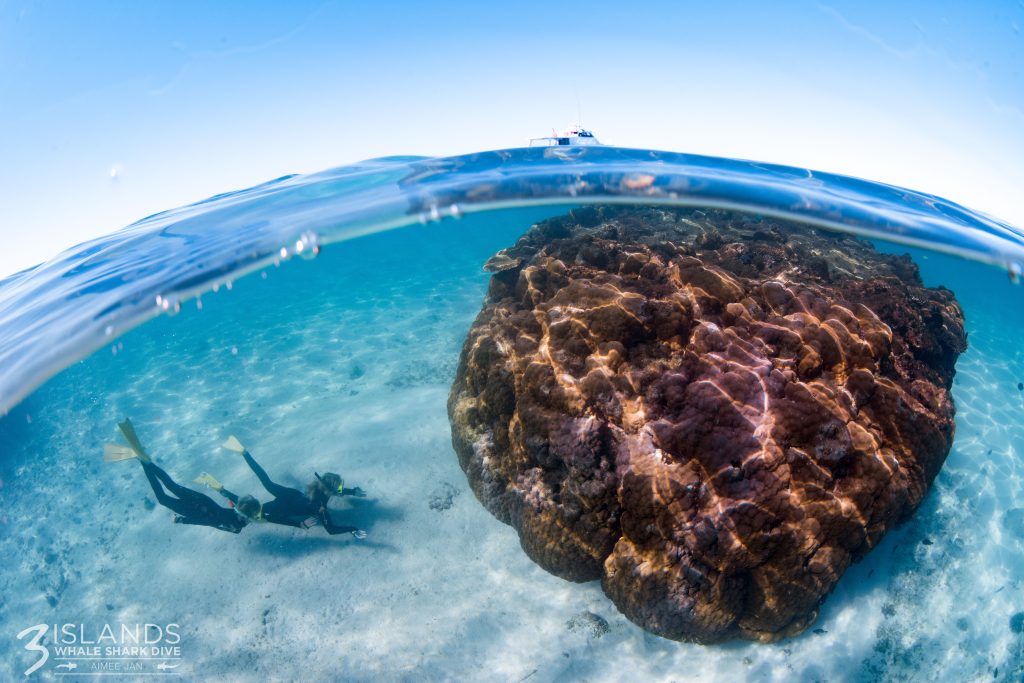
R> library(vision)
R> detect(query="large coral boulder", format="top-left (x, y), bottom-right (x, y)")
top-left (448, 206), bottom-right (966, 643)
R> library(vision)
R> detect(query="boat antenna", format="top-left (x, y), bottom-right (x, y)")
top-left (575, 90), bottom-right (582, 129)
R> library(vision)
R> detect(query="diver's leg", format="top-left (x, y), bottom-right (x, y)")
top-left (140, 463), bottom-right (192, 517)
top-left (146, 462), bottom-right (180, 489)
top-left (145, 463), bottom-right (221, 508)
top-left (242, 450), bottom-right (296, 499)
top-left (149, 464), bottom-right (206, 501)
top-left (141, 463), bottom-right (236, 531)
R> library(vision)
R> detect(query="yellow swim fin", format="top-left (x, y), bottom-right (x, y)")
top-left (193, 472), bottom-right (223, 491)
top-left (221, 435), bottom-right (246, 454)
top-left (103, 443), bottom-right (139, 462)
top-left (116, 418), bottom-right (151, 462)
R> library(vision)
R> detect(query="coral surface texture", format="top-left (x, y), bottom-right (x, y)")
top-left (448, 207), bottom-right (966, 642)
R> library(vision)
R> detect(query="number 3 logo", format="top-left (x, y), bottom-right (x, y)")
top-left (16, 624), bottom-right (49, 676)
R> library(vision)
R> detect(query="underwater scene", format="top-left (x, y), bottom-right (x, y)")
top-left (2, 147), bottom-right (1024, 682)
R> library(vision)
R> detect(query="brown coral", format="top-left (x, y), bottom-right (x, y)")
top-left (448, 206), bottom-right (965, 643)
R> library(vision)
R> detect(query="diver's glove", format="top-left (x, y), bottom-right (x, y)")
top-left (351, 529), bottom-right (367, 540)
top-left (345, 486), bottom-right (366, 498)
top-left (193, 472), bottom-right (223, 491)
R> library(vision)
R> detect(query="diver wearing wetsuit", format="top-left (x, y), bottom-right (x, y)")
top-left (142, 461), bottom-right (248, 534)
top-left (204, 437), bottom-right (366, 537)
top-left (104, 418), bottom-right (248, 534)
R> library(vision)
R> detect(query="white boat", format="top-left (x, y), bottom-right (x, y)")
top-left (529, 123), bottom-right (601, 147)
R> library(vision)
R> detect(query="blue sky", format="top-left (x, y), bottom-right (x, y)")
top-left (1, 0), bottom-right (1022, 277)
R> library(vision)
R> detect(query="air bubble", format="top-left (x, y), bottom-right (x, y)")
top-left (158, 294), bottom-right (181, 315)
top-left (1009, 261), bottom-right (1023, 285)
top-left (261, 271), bottom-right (268, 280)
top-left (104, 326), bottom-right (114, 336)
top-left (419, 205), bottom-right (442, 224)
top-left (449, 204), bottom-right (463, 219)
top-left (230, 346), bottom-right (238, 356)
top-left (295, 230), bottom-right (321, 260)
top-left (196, 298), bottom-right (203, 311)
top-left (226, 280), bottom-right (233, 291)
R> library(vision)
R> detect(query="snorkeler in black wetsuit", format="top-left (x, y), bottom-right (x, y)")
top-left (141, 461), bottom-right (248, 534)
top-left (103, 419), bottom-right (249, 534)
top-left (195, 435), bottom-right (367, 538)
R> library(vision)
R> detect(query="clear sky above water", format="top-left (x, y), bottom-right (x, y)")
top-left (1, 0), bottom-right (1021, 278)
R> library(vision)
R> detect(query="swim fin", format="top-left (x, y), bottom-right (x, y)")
top-left (193, 472), bottom-right (223, 491)
top-left (117, 418), bottom-right (151, 462)
top-left (103, 443), bottom-right (140, 462)
top-left (222, 435), bottom-right (246, 454)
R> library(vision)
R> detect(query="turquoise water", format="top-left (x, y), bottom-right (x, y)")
top-left (1, 148), bottom-right (1024, 681)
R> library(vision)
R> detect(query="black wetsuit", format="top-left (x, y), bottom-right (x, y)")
top-left (219, 450), bottom-right (359, 535)
top-left (141, 462), bottom-right (248, 534)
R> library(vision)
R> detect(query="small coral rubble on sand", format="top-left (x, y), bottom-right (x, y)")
top-left (448, 206), bottom-right (966, 643)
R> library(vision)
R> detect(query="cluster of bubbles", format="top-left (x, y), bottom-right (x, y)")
top-left (154, 294), bottom-right (181, 316)
top-left (152, 231), bottom-right (324, 322)
top-left (278, 230), bottom-right (321, 262)
top-left (418, 203), bottom-right (463, 224)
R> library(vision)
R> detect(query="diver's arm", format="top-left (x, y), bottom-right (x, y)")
top-left (219, 488), bottom-right (240, 505)
top-left (323, 522), bottom-right (360, 536)
top-left (320, 507), bottom-right (366, 537)
top-left (341, 486), bottom-right (365, 497)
